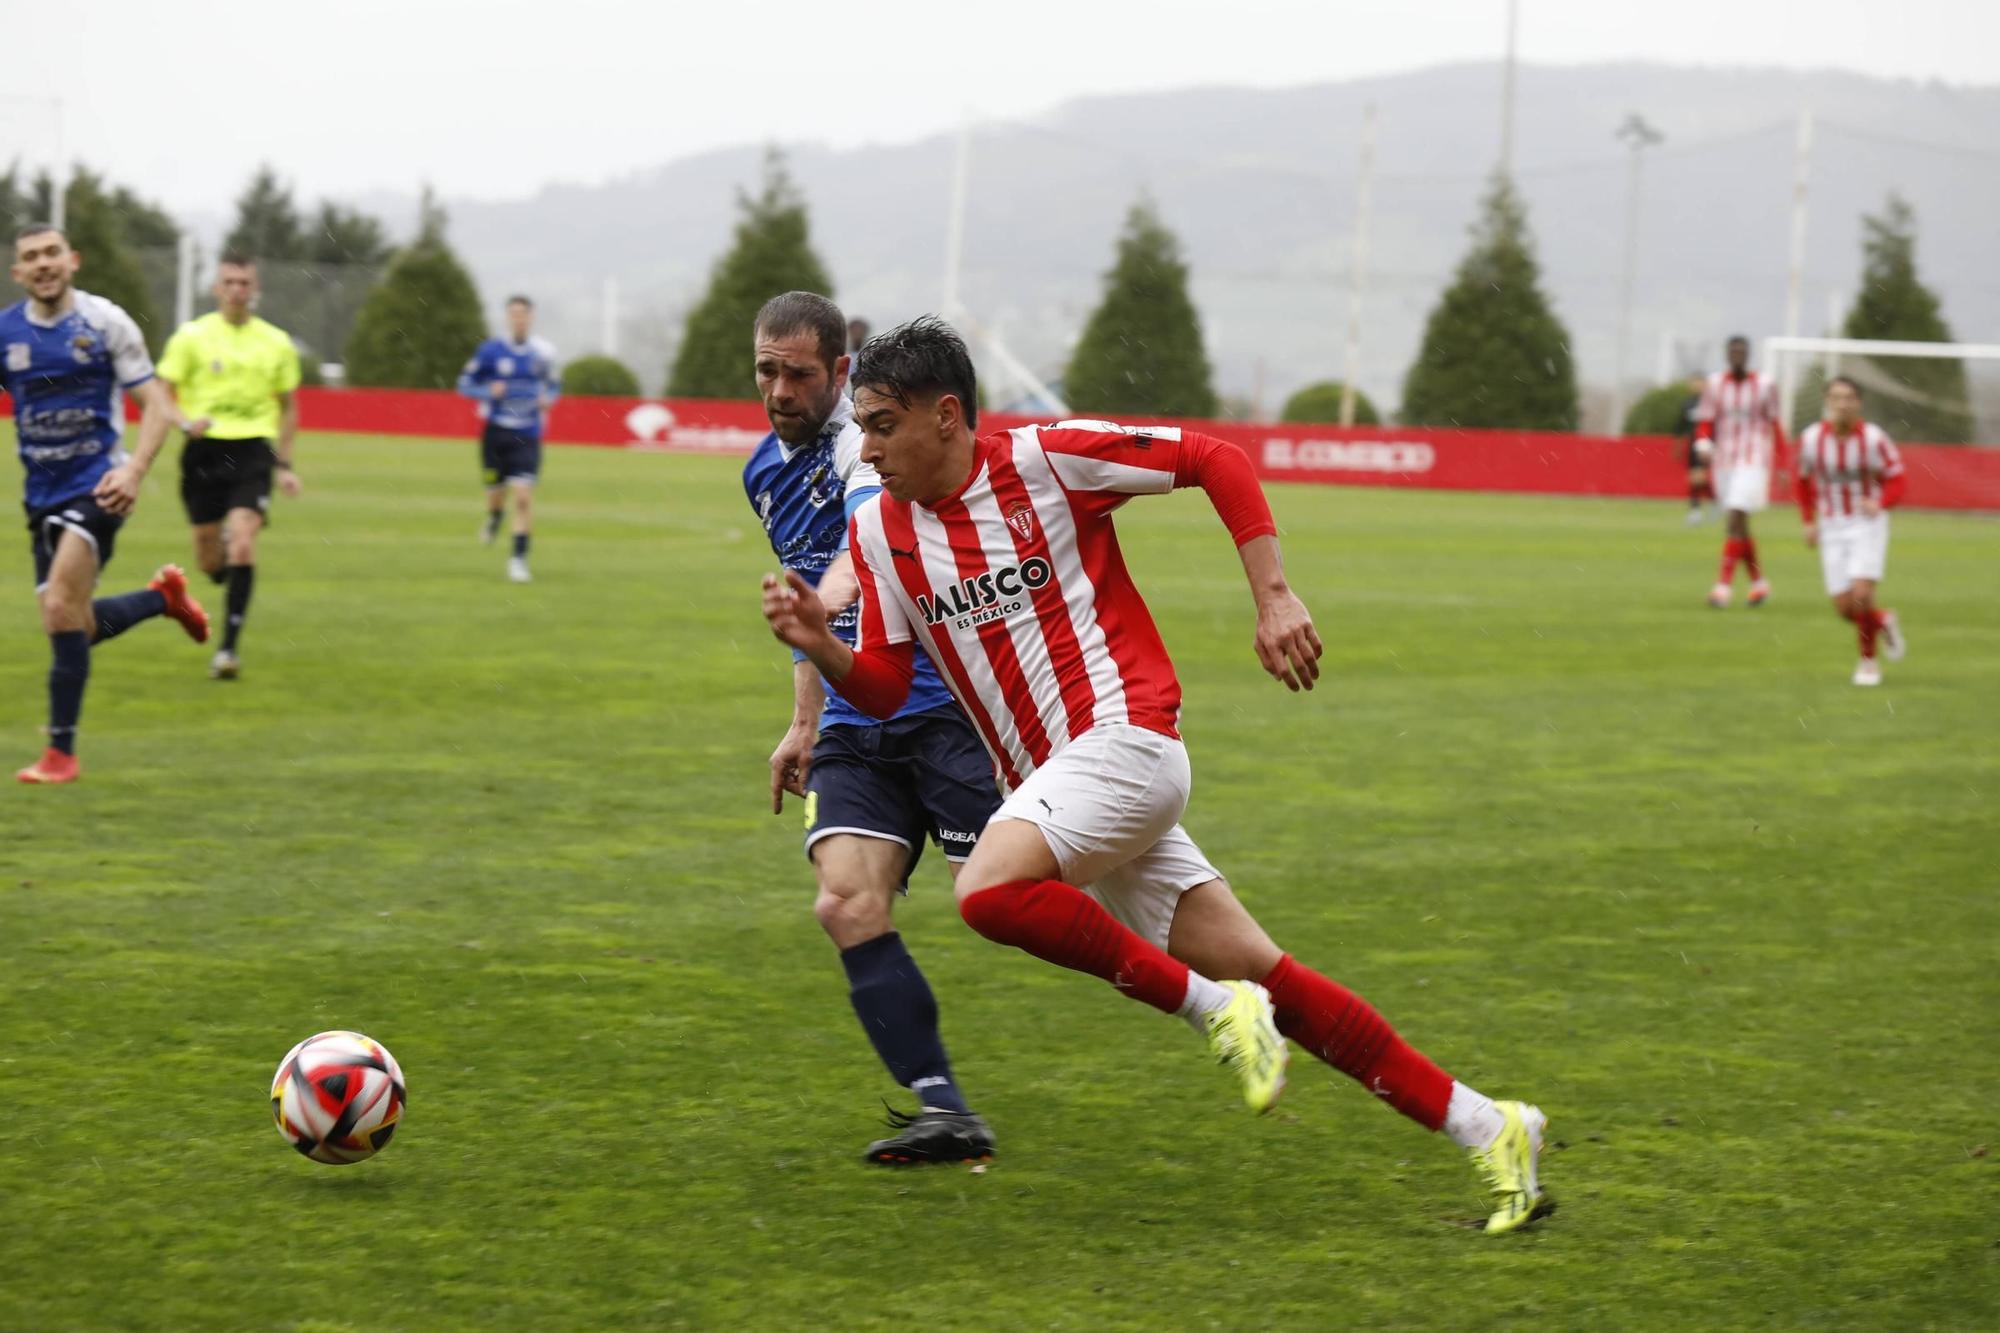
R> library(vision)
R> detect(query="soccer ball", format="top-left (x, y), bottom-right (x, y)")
top-left (269, 1030), bottom-right (406, 1165)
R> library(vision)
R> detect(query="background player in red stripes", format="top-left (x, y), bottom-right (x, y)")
top-left (764, 317), bottom-right (1552, 1234)
top-left (1797, 376), bottom-right (1907, 686)
top-left (1695, 336), bottom-right (1786, 608)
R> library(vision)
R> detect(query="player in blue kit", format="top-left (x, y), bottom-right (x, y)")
top-left (744, 292), bottom-right (1001, 1164)
top-left (6, 224), bottom-right (212, 784)
top-left (458, 296), bottom-right (559, 582)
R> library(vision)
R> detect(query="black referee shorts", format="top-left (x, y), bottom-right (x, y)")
top-left (181, 436), bottom-right (276, 526)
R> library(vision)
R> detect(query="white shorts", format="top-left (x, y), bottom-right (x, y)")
top-left (1819, 515), bottom-right (1889, 595)
top-left (993, 723), bottom-right (1222, 948)
top-left (1716, 464), bottom-right (1770, 514)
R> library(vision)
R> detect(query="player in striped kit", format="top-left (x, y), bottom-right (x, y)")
top-left (1797, 376), bottom-right (1906, 686)
top-left (1694, 336), bottom-right (1787, 608)
top-left (764, 317), bottom-right (1552, 1234)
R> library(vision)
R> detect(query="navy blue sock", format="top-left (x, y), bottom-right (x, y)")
top-left (840, 931), bottom-right (970, 1114)
top-left (223, 564), bottom-right (254, 653)
top-left (47, 630), bottom-right (90, 756)
top-left (91, 588), bottom-right (166, 643)
top-left (511, 532), bottom-right (530, 559)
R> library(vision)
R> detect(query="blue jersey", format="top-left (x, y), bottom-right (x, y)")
top-left (2, 291), bottom-right (154, 511)
top-left (457, 335), bottom-right (560, 438)
top-left (744, 396), bottom-right (956, 729)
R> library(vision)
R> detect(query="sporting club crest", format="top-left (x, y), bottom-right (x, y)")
top-left (1005, 499), bottom-right (1034, 541)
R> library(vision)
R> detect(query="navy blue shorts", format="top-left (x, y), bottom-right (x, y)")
top-left (803, 705), bottom-right (1001, 881)
top-left (481, 426), bottom-right (541, 486)
top-left (26, 495), bottom-right (122, 590)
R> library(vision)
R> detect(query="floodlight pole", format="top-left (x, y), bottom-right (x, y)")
top-left (942, 111), bottom-right (971, 317)
top-left (174, 233), bottom-right (197, 327)
top-left (1610, 113), bottom-right (1663, 438)
top-left (1339, 103), bottom-right (1377, 428)
top-left (1779, 106), bottom-right (1814, 417)
top-left (1499, 0), bottom-right (1519, 176)
top-left (51, 98), bottom-right (67, 232)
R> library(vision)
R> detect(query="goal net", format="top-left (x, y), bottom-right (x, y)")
top-left (1763, 336), bottom-right (2000, 446)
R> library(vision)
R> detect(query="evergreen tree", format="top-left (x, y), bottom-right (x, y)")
top-left (1623, 381), bottom-right (1702, 436)
top-left (562, 354), bottom-right (641, 397)
top-left (1280, 380), bottom-right (1380, 426)
top-left (1064, 200), bottom-right (1218, 419)
top-left (343, 189), bottom-right (487, 389)
top-left (1401, 175), bottom-right (1577, 430)
top-left (226, 165), bottom-right (303, 260)
top-left (668, 150), bottom-right (834, 399)
top-left (304, 202), bottom-right (391, 266)
top-left (1, 166), bottom-right (178, 351)
top-left (1825, 194), bottom-right (1972, 444)
top-left (108, 185), bottom-right (180, 250)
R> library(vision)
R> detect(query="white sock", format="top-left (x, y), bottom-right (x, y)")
top-left (1443, 1081), bottom-right (1506, 1149)
top-left (1177, 973), bottom-right (1234, 1032)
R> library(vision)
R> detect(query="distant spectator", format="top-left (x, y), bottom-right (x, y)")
top-left (846, 318), bottom-right (870, 354)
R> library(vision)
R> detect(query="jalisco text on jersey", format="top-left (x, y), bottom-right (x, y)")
top-left (915, 557), bottom-right (1055, 626)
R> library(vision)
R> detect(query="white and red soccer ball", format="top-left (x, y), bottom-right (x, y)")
top-left (270, 1030), bottom-right (406, 1165)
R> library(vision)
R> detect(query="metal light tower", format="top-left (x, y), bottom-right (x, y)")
top-left (1610, 112), bottom-right (1663, 437)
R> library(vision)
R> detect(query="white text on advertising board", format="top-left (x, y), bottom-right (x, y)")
top-left (1261, 439), bottom-right (1436, 473)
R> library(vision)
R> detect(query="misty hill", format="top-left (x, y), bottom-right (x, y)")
top-left (372, 60), bottom-right (2000, 424)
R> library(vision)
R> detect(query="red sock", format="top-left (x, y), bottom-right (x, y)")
top-left (1259, 954), bottom-right (1453, 1130)
top-left (1743, 538), bottom-right (1762, 581)
top-left (1858, 609), bottom-right (1882, 659)
top-left (1718, 538), bottom-right (1743, 584)
top-left (960, 879), bottom-right (1191, 1014)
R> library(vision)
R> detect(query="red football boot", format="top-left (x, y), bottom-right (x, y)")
top-left (149, 564), bottom-right (211, 643)
top-left (16, 748), bottom-right (80, 784)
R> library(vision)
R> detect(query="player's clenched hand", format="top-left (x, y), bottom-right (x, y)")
top-left (278, 469), bottom-right (303, 499)
top-left (1254, 588), bottom-right (1323, 692)
top-left (1802, 522), bottom-right (1818, 549)
top-left (769, 725), bottom-right (813, 813)
top-left (92, 463), bottom-right (143, 516)
top-left (763, 569), bottom-right (830, 650)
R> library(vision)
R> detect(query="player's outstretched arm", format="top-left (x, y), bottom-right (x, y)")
top-left (94, 379), bottom-right (180, 516)
top-left (1238, 534), bottom-right (1323, 692)
top-left (1160, 430), bottom-right (1319, 691)
top-left (761, 570), bottom-right (914, 718)
top-left (817, 551), bottom-right (860, 617)
top-left (276, 391), bottom-right (302, 497)
top-left (769, 659), bottom-right (824, 813)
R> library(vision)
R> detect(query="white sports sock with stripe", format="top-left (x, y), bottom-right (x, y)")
top-left (1443, 1081), bottom-right (1506, 1149)
top-left (1177, 973), bottom-right (1235, 1032)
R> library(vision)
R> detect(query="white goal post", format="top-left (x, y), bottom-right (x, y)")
top-left (1762, 336), bottom-right (2000, 439)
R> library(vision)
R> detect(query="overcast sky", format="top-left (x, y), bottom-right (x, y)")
top-left (4, 0), bottom-right (1995, 215)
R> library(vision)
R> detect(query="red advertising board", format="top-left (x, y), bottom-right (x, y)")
top-left (15, 386), bottom-right (1998, 510)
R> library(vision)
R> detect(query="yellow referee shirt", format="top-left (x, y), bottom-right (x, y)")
top-left (157, 312), bottom-right (302, 440)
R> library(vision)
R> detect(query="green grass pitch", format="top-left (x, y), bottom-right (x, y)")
top-left (2, 432), bottom-right (1996, 1329)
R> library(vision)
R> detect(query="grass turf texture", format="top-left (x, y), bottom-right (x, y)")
top-left (2, 431), bottom-right (1995, 1330)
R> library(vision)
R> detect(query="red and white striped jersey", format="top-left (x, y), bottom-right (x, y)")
top-left (1797, 419), bottom-right (1903, 520)
top-left (1695, 370), bottom-right (1785, 470)
top-left (848, 421), bottom-right (1204, 791)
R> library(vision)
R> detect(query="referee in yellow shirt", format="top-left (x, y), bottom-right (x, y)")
top-left (157, 252), bottom-right (302, 679)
